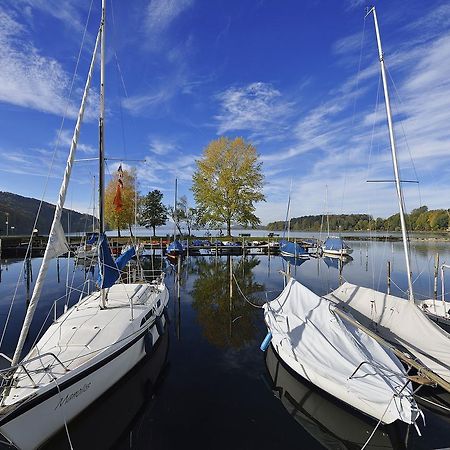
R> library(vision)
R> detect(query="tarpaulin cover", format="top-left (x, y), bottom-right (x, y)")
top-left (264, 277), bottom-right (419, 424)
top-left (323, 237), bottom-right (348, 251)
top-left (327, 282), bottom-right (450, 383)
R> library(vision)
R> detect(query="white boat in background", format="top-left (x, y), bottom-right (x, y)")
top-left (321, 236), bottom-right (353, 257)
top-left (0, 2), bottom-right (169, 448)
top-left (74, 243), bottom-right (98, 260)
top-left (263, 277), bottom-right (420, 424)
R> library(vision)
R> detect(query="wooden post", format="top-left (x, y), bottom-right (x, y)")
top-left (387, 260), bottom-right (391, 295)
top-left (56, 257), bottom-right (60, 283)
top-left (177, 255), bottom-right (181, 300)
top-left (434, 253), bottom-right (439, 300)
top-left (229, 255), bottom-right (233, 307)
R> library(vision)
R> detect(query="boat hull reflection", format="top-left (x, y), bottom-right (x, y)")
top-left (41, 328), bottom-right (169, 450)
top-left (264, 345), bottom-right (407, 450)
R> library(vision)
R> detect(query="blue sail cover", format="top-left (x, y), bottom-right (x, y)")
top-left (279, 240), bottom-right (307, 257)
top-left (116, 246), bottom-right (136, 270)
top-left (96, 234), bottom-right (135, 289)
top-left (167, 239), bottom-right (184, 254)
top-left (86, 232), bottom-right (99, 244)
top-left (323, 237), bottom-right (349, 251)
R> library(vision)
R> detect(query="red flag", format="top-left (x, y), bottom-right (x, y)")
top-left (113, 164), bottom-right (124, 212)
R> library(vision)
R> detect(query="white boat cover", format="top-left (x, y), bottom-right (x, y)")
top-left (326, 283), bottom-right (450, 383)
top-left (264, 278), bottom-right (419, 424)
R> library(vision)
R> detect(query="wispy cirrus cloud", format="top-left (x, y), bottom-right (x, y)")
top-left (149, 138), bottom-right (178, 155)
top-left (0, 8), bottom-right (99, 120)
top-left (255, 6), bottom-right (450, 221)
top-left (145, 0), bottom-right (194, 49)
top-left (215, 82), bottom-right (294, 138)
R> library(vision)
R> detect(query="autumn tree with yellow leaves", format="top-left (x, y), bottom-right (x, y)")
top-left (104, 168), bottom-right (137, 236)
top-left (192, 137), bottom-right (265, 236)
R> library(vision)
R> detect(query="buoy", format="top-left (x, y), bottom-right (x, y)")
top-left (260, 331), bottom-right (272, 351)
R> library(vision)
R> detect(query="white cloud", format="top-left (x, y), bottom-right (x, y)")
top-left (0, 8), bottom-right (97, 119)
top-left (149, 138), bottom-right (178, 155)
top-left (215, 82), bottom-right (293, 137)
top-left (145, 0), bottom-right (194, 48)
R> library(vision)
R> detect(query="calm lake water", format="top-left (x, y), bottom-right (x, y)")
top-left (0, 238), bottom-right (449, 449)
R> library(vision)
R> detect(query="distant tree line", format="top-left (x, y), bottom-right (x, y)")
top-left (266, 206), bottom-right (450, 232)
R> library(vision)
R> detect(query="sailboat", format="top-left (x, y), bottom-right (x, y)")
top-left (0, 3), bottom-right (169, 449)
top-left (279, 186), bottom-right (308, 258)
top-left (166, 178), bottom-right (184, 263)
top-left (321, 188), bottom-right (352, 257)
top-left (326, 6), bottom-right (450, 390)
top-left (262, 7), bottom-right (424, 427)
top-left (263, 276), bottom-right (420, 425)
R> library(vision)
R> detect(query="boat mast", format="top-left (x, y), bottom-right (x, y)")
top-left (368, 6), bottom-right (414, 302)
top-left (326, 184), bottom-right (330, 237)
top-left (99, 0), bottom-right (105, 236)
top-left (173, 178), bottom-right (178, 240)
top-left (11, 28), bottom-right (101, 367)
top-left (99, 0), bottom-right (107, 308)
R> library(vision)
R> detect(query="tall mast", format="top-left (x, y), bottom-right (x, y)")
top-left (173, 178), bottom-right (178, 240)
top-left (99, 0), bottom-right (106, 308)
top-left (99, 0), bottom-right (106, 236)
top-left (368, 7), bottom-right (414, 302)
top-left (326, 184), bottom-right (330, 237)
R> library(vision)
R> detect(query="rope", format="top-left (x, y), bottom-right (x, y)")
top-left (361, 378), bottom-right (411, 450)
top-left (232, 273), bottom-right (265, 309)
top-left (50, 373), bottom-right (74, 450)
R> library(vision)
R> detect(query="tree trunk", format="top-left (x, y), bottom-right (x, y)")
top-left (129, 223), bottom-right (134, 237)
top-left (227, 219), bottom-right (231, 237)
top-left (152, 225), bottom-right (156, 237)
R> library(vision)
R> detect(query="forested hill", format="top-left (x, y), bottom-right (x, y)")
top-left (266, 207), bottom-right (450, 232)
top-left (0, 192), bottom-right (96, 235)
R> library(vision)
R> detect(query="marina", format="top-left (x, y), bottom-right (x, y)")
top-left (0, 0), bottom-right (449, 448)
top-left (0, 238), bottom-right (449, 448)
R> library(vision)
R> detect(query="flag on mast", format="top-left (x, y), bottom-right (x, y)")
top-left (113, 164), bottom-right (124, 212)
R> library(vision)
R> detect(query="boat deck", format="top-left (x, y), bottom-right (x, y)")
top-left (2, 281), bottom-right (167, 406)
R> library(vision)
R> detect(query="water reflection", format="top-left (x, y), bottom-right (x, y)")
top-left (264, 345), bottom-right (406, 450)
top-left (190, 255), bottom-right (264, 348)
top-left (42, 329), bottom-right (169, 450)
top-left (322, 255), bottom-right (352, 270)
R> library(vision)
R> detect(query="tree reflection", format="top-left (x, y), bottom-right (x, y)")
top-left (191, 255), bottom-right (264, 349)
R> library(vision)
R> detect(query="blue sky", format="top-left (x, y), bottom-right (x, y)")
top-left (0, 0), bottom-right (449, 225)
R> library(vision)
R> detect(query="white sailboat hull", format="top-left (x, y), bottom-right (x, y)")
top-left (0, 316), bottom-right (166, 450)
top-left (321, 248), bottom-right (353, 256)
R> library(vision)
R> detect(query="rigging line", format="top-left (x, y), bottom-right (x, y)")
top-left (366, 72), bottom-right (381, 291)
top-left (49, 374), bottom-right (74, 450)
top-left (110, 0), bottom-right (129, 161)
top-left (340, 14), bottom-right (367, 216)
top-left (0, 0), bottom-right (96, 352)
top-left (232, 273), bottom-right (264, 308)
top-left (384, 64), bottom-right (421, 187)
